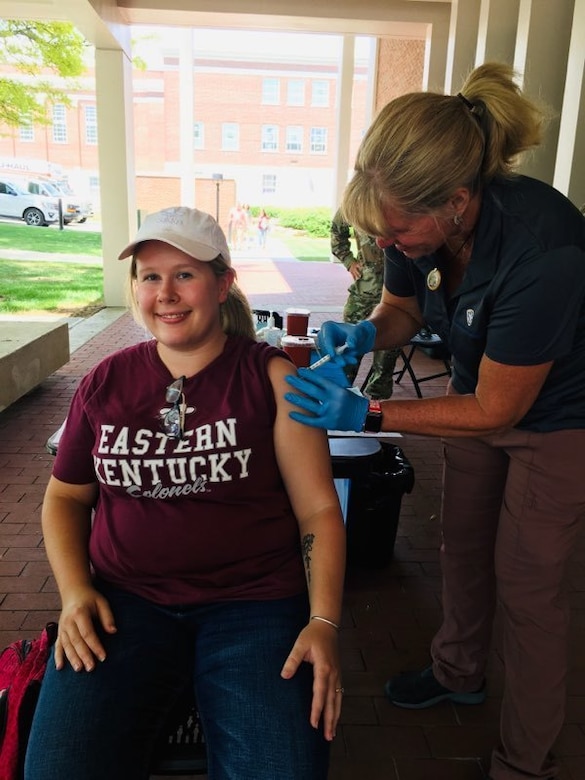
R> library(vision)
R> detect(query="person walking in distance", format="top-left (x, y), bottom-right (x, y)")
top-left (258, 208), bottom-right (271, 250)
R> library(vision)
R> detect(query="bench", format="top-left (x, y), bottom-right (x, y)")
top-left (0, 321), bottom-right (70, 412)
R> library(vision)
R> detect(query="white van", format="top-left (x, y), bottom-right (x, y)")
top-left (0, 178), bottom-right (59, 226)
top-left (51, 179), bottom-right (94, 224)
top-left (13, 176), bottom-right (89, 225)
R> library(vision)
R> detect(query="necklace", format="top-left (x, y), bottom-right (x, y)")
top-left (450, 230), bottom-right (475, 262)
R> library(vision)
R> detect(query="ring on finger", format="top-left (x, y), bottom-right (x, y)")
top-left (335, 686), bottom-right (345, 694)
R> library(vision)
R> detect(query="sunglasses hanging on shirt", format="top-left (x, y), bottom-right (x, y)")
top-left (160, 375), bottom-right (187, 439)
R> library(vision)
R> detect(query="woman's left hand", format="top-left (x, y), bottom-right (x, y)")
top-left (285, 369), bottom-right (368, 431)
top-left (280, 621), bottom-right (343, 741)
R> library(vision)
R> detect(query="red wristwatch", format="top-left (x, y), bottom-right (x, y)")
top-left (362, 399), bottom-right (383, 433)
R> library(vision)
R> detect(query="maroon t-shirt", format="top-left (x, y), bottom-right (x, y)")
top-left (52, 336), bottom-right (306, 605)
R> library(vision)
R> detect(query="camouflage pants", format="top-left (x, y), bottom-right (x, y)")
top-left (343, 287), bottom-right (399, 399)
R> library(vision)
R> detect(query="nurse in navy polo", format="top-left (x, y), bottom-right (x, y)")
top-left (285, 62), bottom-right (585, 780)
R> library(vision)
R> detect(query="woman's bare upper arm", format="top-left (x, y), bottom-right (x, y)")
top-left (45, 475), bottom-right (98, 509)
top-left (372, 289), bottom-right (424, 347)
top-left (475, 354), bottom-right (554, 428)
top-left (267, 356), bottom-right (340, 522)
top-left (380, 287), bottom-right (422, 319)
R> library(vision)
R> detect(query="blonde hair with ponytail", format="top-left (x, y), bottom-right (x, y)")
top-left (342, 62), bottom-right (549, 237)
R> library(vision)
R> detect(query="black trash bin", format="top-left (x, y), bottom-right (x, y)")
top-left (329, 438), bottom-right (415, 569)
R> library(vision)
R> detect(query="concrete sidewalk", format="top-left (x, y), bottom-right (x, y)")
top-left (0, 248), bottom-right (100, 264)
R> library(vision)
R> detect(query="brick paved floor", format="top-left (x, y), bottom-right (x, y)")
top-left (1, 249), bottom-right (585, 778)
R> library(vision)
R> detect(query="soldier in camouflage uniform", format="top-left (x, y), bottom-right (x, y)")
top-left (330, 208), bottom-right (400, 399)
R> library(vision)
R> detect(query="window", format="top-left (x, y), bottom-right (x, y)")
top-left (287, 80), bottom-right (305, 106)
top-left (310, 127), bottom-right (327, 154)
top-left (262, 78), bottom-right (280, 105)
top-left (19, 124), bottom-right (34, 142)
top-left (261, 125), bottom-right (279, 152)
top-left (311, 80), bottom-right (329, 107)
top-left (285, 126), bottom-right (303, 153)
top-left (52, 104), bottom-right (68, 144)
top-left (222, 123), bottom-right (239, 151)
top-left (84, 105), bottom-right (98, 145)
top-left (262, 174), bottom-right (277, 195)
top-left (193, 121), bottom-right (204, 150)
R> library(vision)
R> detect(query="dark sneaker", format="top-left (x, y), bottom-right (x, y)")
top-left (384, 665), bottom-right (486, 709)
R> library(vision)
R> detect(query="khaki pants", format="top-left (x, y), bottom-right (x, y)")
top-left (431, 428), bottom-right (585, 779)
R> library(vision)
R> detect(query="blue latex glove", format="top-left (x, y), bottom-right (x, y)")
top-left (317, 320), bottom-right (376, 366)
top-left (285, 368), bottom-right (368, 431)
top-left (309, 358), bottom-right (350, 387)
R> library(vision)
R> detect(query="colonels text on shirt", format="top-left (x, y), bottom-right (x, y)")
top-left (92, 417), bottom-right (252, 498)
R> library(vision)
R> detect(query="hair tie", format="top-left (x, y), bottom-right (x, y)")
top-left (457, 92), bottom-right (475, 111)
top-left (457, 92), bottom-right (484, 119)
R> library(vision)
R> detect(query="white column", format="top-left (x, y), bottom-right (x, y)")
top-left (364, 36), bottom-right (378, 129)
top-left (423, 16), bottom-right (450, 92)
top-left (476, 0), bottom-right (521, 65)
top-left (554, 0), bottom-right (585, 206)
top-left (179, 28), bottom-right (195, 207)
top-left (332, 35), bottom-right (355, 211)
top-left (444, 0), bottom-right (482, 94)
top-left (514, 0), bottom-right (575, 183)
top-left (95, 45), bottom-right (136, 308)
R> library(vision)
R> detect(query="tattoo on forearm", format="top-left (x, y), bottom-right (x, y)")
top-left (302, 533), bottom-right (315, 584)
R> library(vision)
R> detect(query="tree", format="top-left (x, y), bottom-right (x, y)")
top-left (0, 20), bottom-right (87, 128)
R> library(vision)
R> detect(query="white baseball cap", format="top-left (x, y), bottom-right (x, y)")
top-left (118, 206), bottom-right (231, 266)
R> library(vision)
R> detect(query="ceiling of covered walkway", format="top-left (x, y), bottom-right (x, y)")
top-left (0, 0), bottom-right (449, 48)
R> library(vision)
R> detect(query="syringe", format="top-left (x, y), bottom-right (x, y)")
top-left (308, 343), bottom-right (348, 370)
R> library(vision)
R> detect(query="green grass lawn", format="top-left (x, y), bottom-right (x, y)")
top-left (0, 222), bottom-right (331, 316)
top-left (0, 259), bottom-right (104, 315)
top-left (274, 229), bottom-right (331, 262)
top-left (0, 221), bottom-right (104, 315)
top-left (0, 221), bottom-right (103, 255)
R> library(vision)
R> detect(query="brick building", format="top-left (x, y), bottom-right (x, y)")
top-left (0, 30), bottom-right (424, 216)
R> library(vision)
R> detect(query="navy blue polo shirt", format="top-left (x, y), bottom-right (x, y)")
top-left (384, 175), bottom-right (585, 431)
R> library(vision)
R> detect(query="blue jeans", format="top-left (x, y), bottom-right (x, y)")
top-left (25, 585), bottom-right (329, 780)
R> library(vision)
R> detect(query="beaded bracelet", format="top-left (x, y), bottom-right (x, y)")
top-left (310, 615), bottom-right (341, 631)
